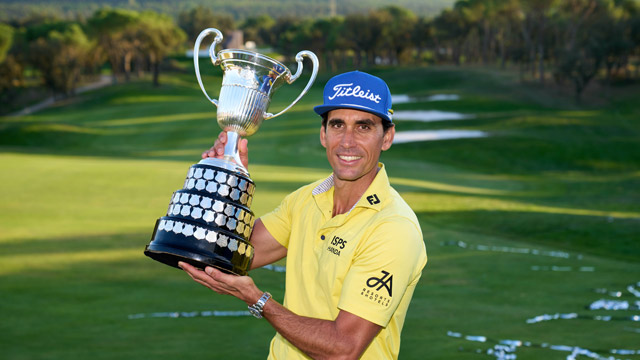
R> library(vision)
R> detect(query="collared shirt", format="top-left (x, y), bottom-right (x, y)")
top-left (261, 163), bottom-right (427, 359)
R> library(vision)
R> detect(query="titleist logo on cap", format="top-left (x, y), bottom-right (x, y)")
top-left (328, 83), bottom-right (382, 104)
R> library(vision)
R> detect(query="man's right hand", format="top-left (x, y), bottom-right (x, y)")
top-left (202, 131), bottom-right (249, 169)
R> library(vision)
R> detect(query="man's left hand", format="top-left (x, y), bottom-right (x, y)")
top-left (178, 261), bottom-right (263, 306)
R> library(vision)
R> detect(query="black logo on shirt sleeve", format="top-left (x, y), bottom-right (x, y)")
top-left (366, 194), bottom-right (380, 205)
top-left (366, 270), bottom-right (393, 297)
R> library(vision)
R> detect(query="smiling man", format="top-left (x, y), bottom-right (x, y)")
top-left (180, 71), bottom-right (427, 359)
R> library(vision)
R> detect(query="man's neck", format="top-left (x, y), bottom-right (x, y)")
top-left (331, 167), bottom-right (379, 217)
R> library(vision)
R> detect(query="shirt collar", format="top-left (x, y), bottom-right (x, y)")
top-left (312, 163), bottom-right (390, 213)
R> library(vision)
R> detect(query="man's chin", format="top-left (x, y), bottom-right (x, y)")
top-left (334, 171), bottom-right (366, 183)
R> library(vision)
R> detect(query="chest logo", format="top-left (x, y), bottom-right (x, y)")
top-left (366, 194), bottom-right (380, 205)
top-left (367, 270), bottom-right (393, 297)
top-left (327, 235), bottom-right (347, 256)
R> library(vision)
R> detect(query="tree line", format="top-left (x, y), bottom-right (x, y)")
top-left (1, 0), bottom-right (639, 103)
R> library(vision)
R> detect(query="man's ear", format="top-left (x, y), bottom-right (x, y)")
top-left (320, 125), bottom-right (327, 148)
top-left (381, 125), bottom-right (395, 151)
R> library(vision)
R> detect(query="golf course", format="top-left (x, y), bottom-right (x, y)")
top-left (1, 62), bottom-right (639, 359)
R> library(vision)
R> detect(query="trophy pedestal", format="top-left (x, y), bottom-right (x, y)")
top-left (145, 221), bottom-right (252, 275)
top-left (144, 162), bottom-right (255, 276)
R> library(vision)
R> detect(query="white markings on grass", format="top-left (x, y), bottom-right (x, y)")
top-left (628, 283), bottom-right (640, 297)
top-left (442, 240), bottom-right (583, 259)
top-left (391, 94), bottom-right (460, 104)
top-left (595, 282), bottom-right (640, 298)
top-left (393, 130), bottom-right (487, 143)
top-left (588, 299), bottom-right (640, 311)
top-left (447, 330), bottom-right (640, 359)
top-left (531, 265), bottom-right (595, 272)
top-left (393, 110), bottom-right (475, 122)
top-left (595, 288), bottom-right (623, 297)
top-left (128, 310), bottom-right (251, 319)
top-left (128, 265), bottom-right (287, 320)
top-left (262, 264), bottom-right (286, 272)
top-left (526, 312), bottom-right (640, 323)
top-left (389, 93), bottom-right (485, 143)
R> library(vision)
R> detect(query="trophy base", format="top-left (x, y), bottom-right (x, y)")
top-left (145, 218), bottom-right (253, 276)
top-left (144, 243), bottom-right (246, 276)
top-left (144, 162), bottom-right (256, 277)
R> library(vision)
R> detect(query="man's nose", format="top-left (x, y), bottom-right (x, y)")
top-left (340, 127), bottom-right (355, 148)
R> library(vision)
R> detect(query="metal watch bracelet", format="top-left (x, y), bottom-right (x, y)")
top-left (248, 292), bottom-right (271, 319)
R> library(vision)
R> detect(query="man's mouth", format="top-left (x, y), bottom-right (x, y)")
top-left (338, 155), bottom-right (362, 162)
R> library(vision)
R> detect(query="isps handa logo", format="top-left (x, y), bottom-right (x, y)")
top-left (326, 235), bottom-right (347, 256)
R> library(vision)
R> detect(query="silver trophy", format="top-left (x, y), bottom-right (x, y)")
top-left (144, 28), bottom-right (318, 276)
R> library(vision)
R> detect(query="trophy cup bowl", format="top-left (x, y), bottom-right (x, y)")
top-left (144, 28), bottom-right (318, 275)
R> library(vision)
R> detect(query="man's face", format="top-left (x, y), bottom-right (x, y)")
top-left (320, 108), bottom-right (395, 184)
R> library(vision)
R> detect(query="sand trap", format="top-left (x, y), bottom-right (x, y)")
top-left (393, 130), bottom-right (487, 143)
top-left (393, 110), bottom-right (474, 122)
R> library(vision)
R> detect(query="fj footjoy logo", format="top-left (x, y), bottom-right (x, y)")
top-left (367, 270), bottom-right (393, 297)
top-left (328, 83), bottom-right (382, 104)
top-left (366, 194), bottom-right (380, 205)
top-left (327, 235), bottom-right (347, 256)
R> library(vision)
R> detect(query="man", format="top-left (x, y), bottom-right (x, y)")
top-left (179, 71), bottom-right (427, 359)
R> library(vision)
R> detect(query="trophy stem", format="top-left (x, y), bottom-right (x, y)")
top-left (223, 131), bottom-right (247, 173)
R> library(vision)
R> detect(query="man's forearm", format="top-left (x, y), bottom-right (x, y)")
top-left (261, 299), bottom-right (380, 360)
top-left (178, 262), bottom-right (379, 359)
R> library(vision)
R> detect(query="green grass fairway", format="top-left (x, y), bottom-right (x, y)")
top-left (1, 63), bottom-right (639, 359)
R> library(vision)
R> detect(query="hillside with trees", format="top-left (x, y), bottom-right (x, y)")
top-left (0, 0), bottom-right (454, 21)
top-left (1, 0), bottom-right (639, 113)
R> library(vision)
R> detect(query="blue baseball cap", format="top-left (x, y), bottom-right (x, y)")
top-left (314, 71), bottom-right (393, 123)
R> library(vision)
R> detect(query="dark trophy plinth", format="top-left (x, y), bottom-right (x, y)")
top-left (145, 163), bottom-right (256, 275)
top-left (143, 27), bottom-right (318, 275)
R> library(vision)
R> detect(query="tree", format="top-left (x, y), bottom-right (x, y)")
top-left (0, 23), bottom-right (22, 96)
top-left (0, 23), bottom-right (14, 64)
top-left (493, 0), bottom-right (522, 68)
top-left (240, 14), bottom-right (276, 47)
top-left (597, 1), bottom-right (634, 85)
top-left (553, 0), bottom-right (604, 102)
top-left (271, 16), bottom-right (307, 59)
top-left (432, 7), bottom-right (473, 64)
top-left (518, 0), bottom-right (558, 83)
top-left (87, 8), bottom-right (140, 83)
top-left (343, 13), bottom-right (385, 67)
top-left (178, 6), bottom-right (234, 44)
top-left (27, 21), bottom-right (92, 96)
top-left (373, 6), bottom-right (418, 65)
top-left (631, 4), bottom-right (640, 78)
top-left (136, 11), bottom-right (186, 87)
top-left (412, 17), bottom-right (435, 64)
top-left (307, 17), bottom-right (343, 71)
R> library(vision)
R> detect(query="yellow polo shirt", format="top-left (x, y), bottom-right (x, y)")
top-left (261, 163), bottom-right (427, 359)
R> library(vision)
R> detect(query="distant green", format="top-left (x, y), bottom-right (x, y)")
top-left (1, 62), bottom-right (639, 359)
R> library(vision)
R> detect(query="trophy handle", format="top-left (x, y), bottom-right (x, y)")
top-left (264, 50), bottom-right (319, 120)
top-left (194, 28), bottom-right (224, 107)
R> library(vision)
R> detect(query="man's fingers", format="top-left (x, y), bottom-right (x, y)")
top-left (202, 132), bottom-right (229, 159)
top-left (202, 147), bottom-right (216, 159)
top-left (238, 138), bottom-right (249, 168)
top-left (179, 262), bottom-right (228, 293)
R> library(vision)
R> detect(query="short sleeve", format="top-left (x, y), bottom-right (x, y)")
top-left (337, 218), bottom-right (426, 327)
top-left (259, 191), bottom-right (296, 249)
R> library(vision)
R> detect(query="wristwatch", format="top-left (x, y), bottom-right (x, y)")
top-left (248, 292), bottom-right (271, 319)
